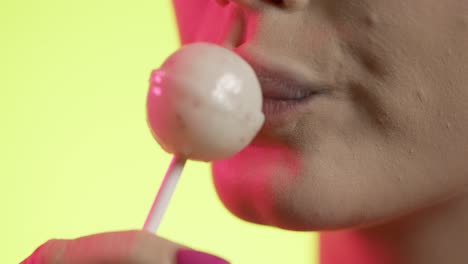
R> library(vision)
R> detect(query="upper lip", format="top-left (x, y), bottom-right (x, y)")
top-left (236, 49), bottom-right (330, 100)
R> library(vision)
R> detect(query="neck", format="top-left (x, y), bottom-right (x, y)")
top-left (320, 193), bottom-right (468, 264)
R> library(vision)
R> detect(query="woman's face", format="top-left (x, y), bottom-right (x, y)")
top-left (173, 0), bottom-right (468, 230)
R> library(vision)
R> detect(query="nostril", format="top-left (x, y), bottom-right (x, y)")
top-left (265, 0), bottom-right (284, 7)
top-left (265, 0), bottom-right (308, 9)
top-left (263, 0), bottom-right (286, 7)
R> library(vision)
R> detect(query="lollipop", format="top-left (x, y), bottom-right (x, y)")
top-left (143, 43), bottom-right (264, 232)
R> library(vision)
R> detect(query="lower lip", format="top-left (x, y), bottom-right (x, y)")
top-left (262, 94), bottom-right (318, 125)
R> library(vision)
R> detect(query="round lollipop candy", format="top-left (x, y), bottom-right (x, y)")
top-left (143, 43), bottom-right (264, 232)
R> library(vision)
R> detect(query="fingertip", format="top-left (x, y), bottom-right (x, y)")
top-left (22, 239), bottom-right (66, 264)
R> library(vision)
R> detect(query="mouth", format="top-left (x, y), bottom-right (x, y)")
top-left (237, 50), bottom-right (330, 125)
top-left (259, 72), bottom-right (322, 118)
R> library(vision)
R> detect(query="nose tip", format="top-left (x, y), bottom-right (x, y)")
top-left (283, 0), bottom-right (309, 10)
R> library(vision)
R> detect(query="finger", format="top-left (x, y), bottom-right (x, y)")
top-left (21, 239), bottom-right (66, 264)
top-left (22, 230), bottom-right (181, 264)
top-left (22, 230), bottom-right (230, 264)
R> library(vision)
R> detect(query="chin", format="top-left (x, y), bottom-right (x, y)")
top-left (210, 143), bottom-right (414, 232)
top-left (210, 144), bottom-right (354, 232)
top-left (211, 160), bottom-right (393, 232)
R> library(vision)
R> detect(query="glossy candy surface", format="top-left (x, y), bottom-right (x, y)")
top-left (147, 43), bottom-right (264, 161)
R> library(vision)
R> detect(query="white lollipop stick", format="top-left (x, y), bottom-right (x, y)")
top-left (143, 156), bottom-right (187, 233)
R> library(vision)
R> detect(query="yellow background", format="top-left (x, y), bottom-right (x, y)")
top-left (1, 0), bottom-right (317, 263)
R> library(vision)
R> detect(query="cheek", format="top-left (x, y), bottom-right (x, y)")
top-left (173, 0), bottom-right (237, 44)
top-left (211, 145), bottom-right (302, 227)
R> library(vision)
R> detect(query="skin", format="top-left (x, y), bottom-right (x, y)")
top-left (176, 0), bottom-right (468, 263)
top-left (23, 0), bottom-right (468, 263)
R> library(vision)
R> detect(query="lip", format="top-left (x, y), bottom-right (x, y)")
top-left (236, 49), bottom-right (331, 125)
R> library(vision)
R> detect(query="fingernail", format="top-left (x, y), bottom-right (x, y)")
top-left (176, 249), bottom-right (230, 264)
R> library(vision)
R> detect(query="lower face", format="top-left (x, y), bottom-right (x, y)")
top-left (174, 0), bottom-right (468, 230)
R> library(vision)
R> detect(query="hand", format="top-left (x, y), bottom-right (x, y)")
top-left (21, 230), bottom-right (229, 264)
